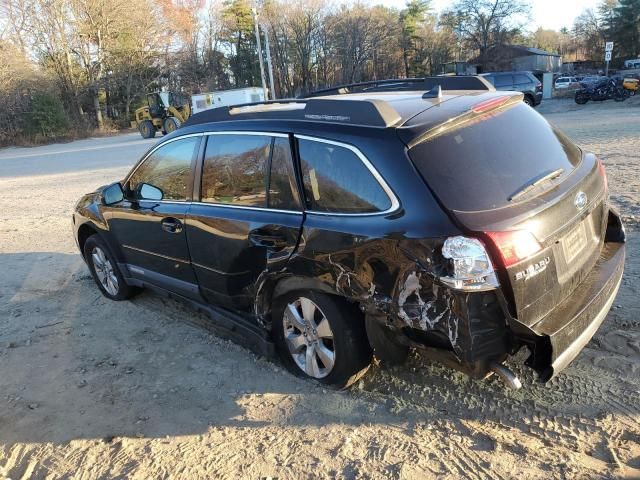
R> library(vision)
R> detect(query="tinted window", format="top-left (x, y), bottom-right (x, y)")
top-left (408, 103), bottom-right (582, 212)
top-left (129, 137), bottom-right (199, 201)
top-left (298, 138), bottom-right (391, 213)
top-left (494, 74), bottom-right (513, 88)
top-left (268, 137), bottom-right (299, 210)
top-left (201, 134), bottom-right (271, 207)
top-left (514, 73), bottom-right (531, 84)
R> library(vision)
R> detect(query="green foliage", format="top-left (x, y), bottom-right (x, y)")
top-left (613, 0), bottom-right (640, 58)
top-left (574, 0), bottom-right (640, 63)
top-left (222, 0), bottom-right (261, 88)
top-left (400, 0), bottom-right (431, 76)
top-left (26, 93), bottom-right (70, 138)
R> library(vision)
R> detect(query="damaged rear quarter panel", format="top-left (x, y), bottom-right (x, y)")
top-left (265, 135), bottom-right (510, 364)
top-left (276, 182), bottom-right (507, 362)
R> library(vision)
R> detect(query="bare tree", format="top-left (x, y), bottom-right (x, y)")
top-left (442, 0), bottom-right (530, 69)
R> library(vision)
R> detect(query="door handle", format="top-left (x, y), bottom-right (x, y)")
top-left (248, 230), bottom-right (288, 248)
top-left (161, 217), bottom-right (183, 234)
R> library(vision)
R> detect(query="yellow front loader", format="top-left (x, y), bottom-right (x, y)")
top-left (133, 92), bottom-right (191, 138)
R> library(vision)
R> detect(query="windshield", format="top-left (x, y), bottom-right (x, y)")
top-left (408, 103), bottom-right (582, 212)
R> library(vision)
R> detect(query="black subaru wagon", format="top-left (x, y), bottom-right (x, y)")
top-left (73, 81), bottom-right (625, 389)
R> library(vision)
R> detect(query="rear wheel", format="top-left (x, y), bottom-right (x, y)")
top-left (163, 117), bottom-right (181, 134)
top-left (84, 235), bottom-right (138, 301)
top-left (523, 95), bottom-right (534, 107)
top-left (614, 91), bottom-right (626, 102)
top-left (138, 120), bottom-right (156, 139)
top-left (273, 291), bottom-right (372, 388)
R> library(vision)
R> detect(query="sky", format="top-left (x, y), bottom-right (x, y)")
top-left (367, 0), bottom-right (602, 32)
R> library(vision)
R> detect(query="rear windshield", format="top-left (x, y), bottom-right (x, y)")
top-left (408, 103), bottom-right (582, 212)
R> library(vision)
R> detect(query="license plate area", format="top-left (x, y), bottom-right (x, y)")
top-left (562, 220), bottom-right (588, 264)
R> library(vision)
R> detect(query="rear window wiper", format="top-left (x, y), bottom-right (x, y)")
top-left (509, 168), bottom-right (565, 202)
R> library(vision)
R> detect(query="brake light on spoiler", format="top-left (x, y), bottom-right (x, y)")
top-left (471, 96), bottom-right (513, 114)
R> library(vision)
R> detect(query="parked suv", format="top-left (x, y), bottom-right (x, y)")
top-left (481, 71), bottom-right (543, 106)
top-left (73, 84), bottom-right (625, 389)
top-left (554, 76), bottom-right (578, 89)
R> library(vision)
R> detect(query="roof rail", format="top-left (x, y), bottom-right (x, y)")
top-left (183, 97), bottom-right (403, 128)
top-left (302, 76), bottom-right (494, 98)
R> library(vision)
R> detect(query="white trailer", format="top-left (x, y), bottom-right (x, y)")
top-left (191, 87), bottom-right (265, 115)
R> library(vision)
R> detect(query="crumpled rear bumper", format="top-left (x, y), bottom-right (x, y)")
top-left (522, 240), bottom-right (625, 381)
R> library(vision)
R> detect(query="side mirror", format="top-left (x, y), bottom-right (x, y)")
top-left (137, 183), bottom-right (164, 201)
top-left (102, 182), bottom-right (124, 205)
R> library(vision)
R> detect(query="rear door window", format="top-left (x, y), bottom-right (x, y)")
top-left (494, 74), bottom-right (514, 88)
top-left (514, 73), bottom-right (532, 85)
top-left (201, 134), bottom-right (271, 207)
top-left (408, 103), bottom-right (582, 212)
top-left (297, 138), bottom-right (391, 213)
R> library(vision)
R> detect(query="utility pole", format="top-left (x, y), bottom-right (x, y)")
top-left (263, 25), bottom-right (276, 100)
top-left (252, 8), bottom-right (268, 100)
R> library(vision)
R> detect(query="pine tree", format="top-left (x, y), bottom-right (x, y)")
top-left (613, 0), bottom-right (640, 58)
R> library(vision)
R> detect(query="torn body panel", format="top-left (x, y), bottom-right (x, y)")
top-left (265, 219), bottom-right (510, 369)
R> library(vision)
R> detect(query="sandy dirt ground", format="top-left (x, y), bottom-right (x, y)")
top-left (0, 99), bottom-right (639, 479)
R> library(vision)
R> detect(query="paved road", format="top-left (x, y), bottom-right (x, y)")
top-left (0, 133), bottom-right (156, 178)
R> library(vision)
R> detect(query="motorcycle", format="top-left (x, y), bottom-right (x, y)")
top-left (575, 79), bottom-right (627, 104)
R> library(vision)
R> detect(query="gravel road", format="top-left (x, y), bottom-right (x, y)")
top-left (0, 102), bottom-right (639, 479)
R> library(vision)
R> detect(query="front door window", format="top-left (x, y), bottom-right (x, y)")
top-left (128, 137), bottom-right (200, 201)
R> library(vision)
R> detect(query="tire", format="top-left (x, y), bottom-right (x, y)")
top-left (523, 95), bottom-right (534, 107)
top-left (575, 93), bottom-right (588, 105)
top-left (138, 120), bottom-right (156, 139)
top-left (163, 117), bottom-right (181, 134)
top-left (272, 291), bottom-right (372, 389)
top-left (84, 234), bottom-right (138, 301)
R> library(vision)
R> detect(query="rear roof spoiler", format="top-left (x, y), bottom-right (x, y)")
top-left (302, 76), bottom-right (494, 98)
top-left (184, 98), bottom-right (403, 128)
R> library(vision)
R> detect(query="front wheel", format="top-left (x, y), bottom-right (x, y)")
top-left (163, 117), bottom-right (181, 134)
top-left (138, 120), bottom-right (156, 139)
top-left (273, 291), bottom-right (372, 389)
top-left (575, 93), bottom-right (589, 105)
top-left (84, 235), bottom-right (138, 301)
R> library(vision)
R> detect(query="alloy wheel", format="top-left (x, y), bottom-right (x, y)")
top-left (91, 246), bottom-right (119, 296)
top-left (283, 297), bottom-right (336, 378)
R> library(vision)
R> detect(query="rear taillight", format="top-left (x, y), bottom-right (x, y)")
top-left (441, 236), bottom-right (499, 291)
top-left (535, 82), bottom-right (542, 92)
top-left (485, 230), bottom-right (542, 267)
top-left (597, 157), bottom-right (608, 193)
